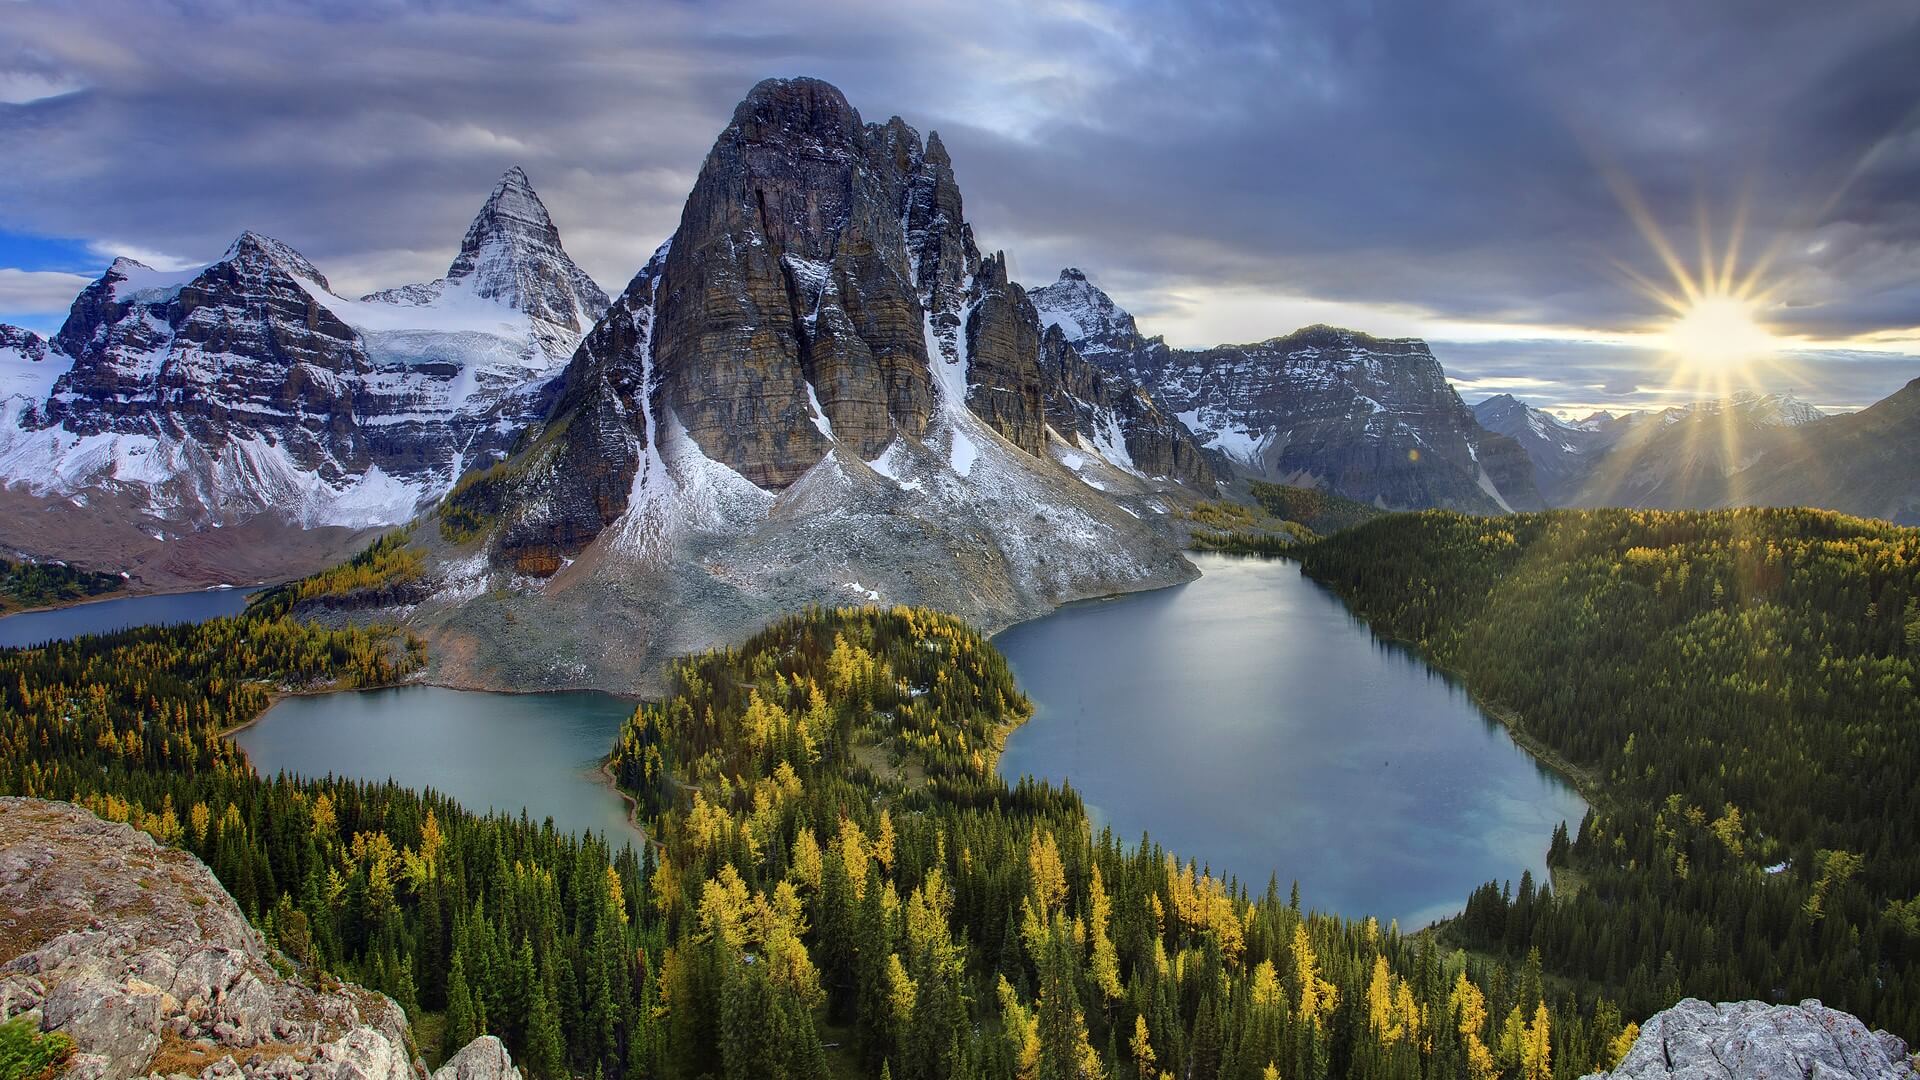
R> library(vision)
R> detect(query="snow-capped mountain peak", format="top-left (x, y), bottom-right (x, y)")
top-left (1029, 267), bottom-right (1148, 357)
top-left (1717, 389), bottom-right (1824, 427)
top-left (223, 229), bottom-right (329, 285)
top-left (364, 167), bottom-right (609, 352)
top-left (0, 171), bottom-right (615, 554)
top-left (453, 167), bottom-right (610, 331)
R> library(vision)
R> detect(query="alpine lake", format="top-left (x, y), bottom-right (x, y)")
top-left (8, 554), bottom-right (1584, 924)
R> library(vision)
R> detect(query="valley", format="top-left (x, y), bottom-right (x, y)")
top-left (0, 55), bottom-right (1916, 1080)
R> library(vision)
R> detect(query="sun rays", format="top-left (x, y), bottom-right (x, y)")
top-left (1599, 178), bottom-right (1810, 407)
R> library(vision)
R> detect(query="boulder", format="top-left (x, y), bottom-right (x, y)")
top-left (1585, 998), bottom-right (1917, 1080)
top-left (0, 796), bottom-right (519, 1079)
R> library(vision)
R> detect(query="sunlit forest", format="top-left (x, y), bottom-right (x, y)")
top-left (1297, 506), bottom-right (1920, 1039)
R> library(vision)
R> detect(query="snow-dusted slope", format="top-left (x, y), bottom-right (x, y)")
top-left (394, 79), bottom-right (1199, 693)
top-left (1029, 267), bottom-right (1153, 359)
top-left (0, 170), bottom-right (606, 568)
top-left (363, 166), bottom-right (609, 358)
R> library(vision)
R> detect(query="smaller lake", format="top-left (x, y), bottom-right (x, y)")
top-left (0, 586), bottom-right (264, 648)
top-left (996, 554), bottom-right (1586, 929)
top-left (234, 686), bottom-right (644, 848)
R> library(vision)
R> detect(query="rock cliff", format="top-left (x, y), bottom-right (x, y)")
top-left (1029, 269), bottom-right (1542, 513)
top-left (402, 77), bottom-right (1206, 693)
top-left (1584, 998), bottom-right (1915, 1080)
top-left (0, 797), bottom-right (521, 1079)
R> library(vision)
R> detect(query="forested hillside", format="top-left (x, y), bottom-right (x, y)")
top-left (0, 590), bottom-right (1639, 1078)
top-left (0, 555), bottom-right (122, 612)
top-left (603, 605), bottom-right (1635, 1079)
top-left (1297, 507), bottom-right (1920, 1039)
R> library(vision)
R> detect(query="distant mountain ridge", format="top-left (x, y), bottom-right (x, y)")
top-left (0, 168), bottom-right (610, 585)
top-left (1030, 268), bottom-right (1544, 513)
top-left (1479, 383), bottom-right (1920, 523)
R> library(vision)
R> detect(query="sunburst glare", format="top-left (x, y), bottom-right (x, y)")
top-left (1603, 176), bottom-right (1806, 405)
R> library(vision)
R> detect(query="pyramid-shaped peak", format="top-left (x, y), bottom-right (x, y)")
top-left (423, 167), bottom-right (610, 334)
top-left (1058, 267), bottom-right (1089, 282)
top-left (452, 167), bottom-right (564, 272)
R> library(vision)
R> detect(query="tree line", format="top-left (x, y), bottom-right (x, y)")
top-left (1, 589), bottom-right (1637, 1078)
top-left (1295, 506), bottom-right (1920, 1041)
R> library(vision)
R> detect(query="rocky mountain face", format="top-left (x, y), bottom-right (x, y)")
top-left (1473, 393), bottom-right (1631, 505)
top-left (401, 77), bottom-right (1205, 693)
top-left (0, 169), bottom-right (608, 586)
top-left (1583, 998), bottom-right (1915, 1080)
top-left (1039, 325), bottom-right (1218, 487)
top-left (1031, 270), bottom-right (1542, 513)
top-left (0, 797), bottom-right (522, 1080)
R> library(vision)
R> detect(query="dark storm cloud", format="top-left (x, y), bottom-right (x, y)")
top-left (1, 0), bottom-right (1917, 408)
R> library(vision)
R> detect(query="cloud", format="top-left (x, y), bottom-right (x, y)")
top-left (0, 0), bottom-right (1913, 407)
top-left (0, 267), bottom-right (90, 323)
top-left (85, 240), bottom-right (197, 272)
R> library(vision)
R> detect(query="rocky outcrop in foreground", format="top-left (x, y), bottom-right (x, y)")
top-left (0, 797), bottom-right (519, 1080)
top-left (1585, 998), bottom-right (1916, 1080)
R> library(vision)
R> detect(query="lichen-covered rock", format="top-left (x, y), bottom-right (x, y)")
top-left (1584, 998), bottom-right (1917, 1080)
top-left (429, 1035), bottom-right (522, 1080)
top-left (0, 796), bottom-right (520, 1079)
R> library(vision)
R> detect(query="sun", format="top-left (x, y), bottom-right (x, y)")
top-left (1662, 294), bottom-right (1777, 374)
top-left (1599, 178), bottom-right (1799, 395)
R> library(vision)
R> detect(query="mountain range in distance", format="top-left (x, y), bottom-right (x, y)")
top-left (0, 75), bottom-right (1915, 686)
top-left (1474, 383), bottom-right (1920, 524)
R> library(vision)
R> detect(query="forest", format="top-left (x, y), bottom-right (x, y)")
top-left (0, 555), bottom-right (122, 613)
top-left (1296, 506), bottom-right (1920, 1041)
top-left (4, 504), bottom-right (1911, 1077)
top-left (0, 589), bottom-right (1630, 1078)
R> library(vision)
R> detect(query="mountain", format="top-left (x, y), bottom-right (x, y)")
top-left (0, 169), bottom-right (607, 588)
top-left (395, 77), bottom-right (1206, 693)
top-left (1568, 390), bottom-right (1830, 510)
top-left (1028, 266), bottom-right (1155, 360)
top-left (1479, 383), bottom-right (1920, 523)
top-left (1030, 269), bottom-right (1543, 513)
top-left (1472, 393), bottom-right (1629, 504)
top-left (1727, 378), bottom-right (1920, 524)
top-left (363, 165), bottom-right (609, 357)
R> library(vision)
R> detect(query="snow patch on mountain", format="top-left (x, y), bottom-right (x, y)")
top-left (0, 169), bottom-right (608, 539)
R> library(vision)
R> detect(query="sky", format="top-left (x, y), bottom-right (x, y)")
top-left (2, 0), bottom-right (1917, 415)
